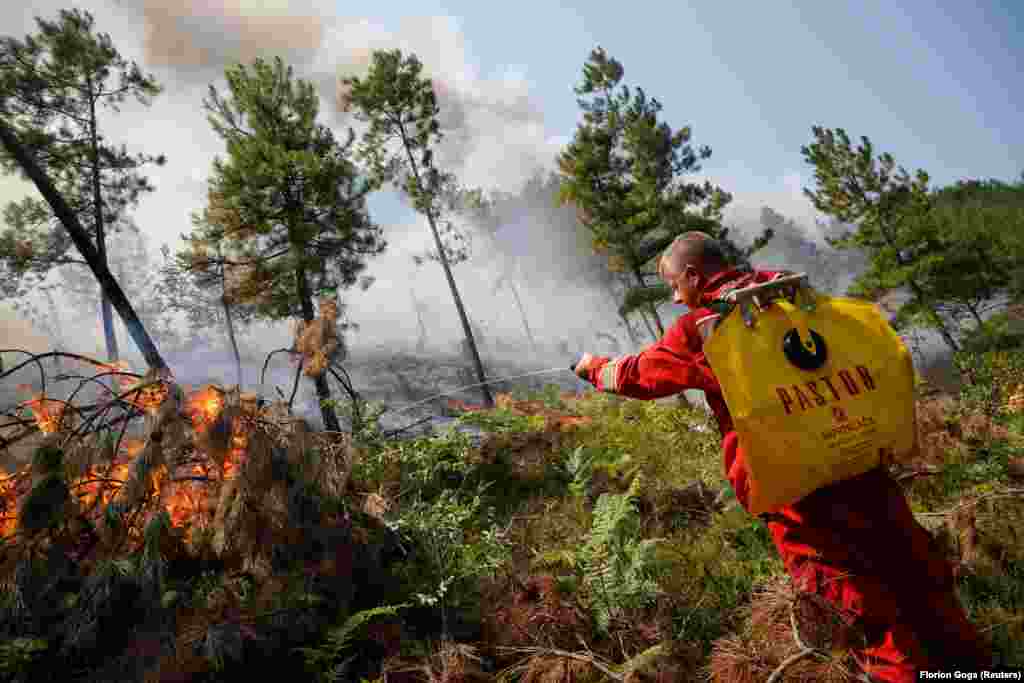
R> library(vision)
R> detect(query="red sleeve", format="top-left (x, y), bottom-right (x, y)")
top-left (581, 314), bottom-right (716, 399)
top-left (722, 431), bottom-right (752, 512)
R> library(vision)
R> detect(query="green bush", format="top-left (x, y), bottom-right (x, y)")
top-left (534, 474), bottom-right (668, 634)
top-left (955, 346), bottom-right (1024, 416)
top-left (959, 312), bottom-right (1024, 355)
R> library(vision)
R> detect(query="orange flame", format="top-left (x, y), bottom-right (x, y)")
top-left (22, 394), bottom-right (69, 434)
top-left (186, 386), bottom-right (223, 431)
top-left (0, 469), bottom-right (31, 539)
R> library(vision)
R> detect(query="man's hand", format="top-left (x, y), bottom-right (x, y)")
top-left (573, 352), bottom-right (596, 381)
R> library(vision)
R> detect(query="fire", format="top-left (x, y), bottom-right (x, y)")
top-left (120, 439), bottom-right (146, 459)
top-left (71, 459), bottom-right (132, 515)
top-left (121, 380), bottom-right (169, 414)
top-left (21, 393), bottom-right (70, 434)
top-left (0, 469), bottom-right (31, 540)
top-left (186, 386), bottom-right (224, 430)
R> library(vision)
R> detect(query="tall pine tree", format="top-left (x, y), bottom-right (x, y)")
top-left (0, 9), bottom-right (166, 361)
top-left (557, 47), bottom-right (770, 338)
top-left (342, 49), bottom-right (494, 407)
top-left (202, 56), bottom-right (385, 431)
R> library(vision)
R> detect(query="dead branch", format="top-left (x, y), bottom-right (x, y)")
top-left (494, 645), bottom-right (624, 681)
top-left (914, 488), bottom-right (1024, 520)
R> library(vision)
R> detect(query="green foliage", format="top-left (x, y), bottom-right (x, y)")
top-left (620, 283), bottom-right (672, 317)
top-left (343, 49), bottom-right (490, 403)
top-left (957, 560), bottom-right (1024, 667)
top-left (294, 603), bottom-right (411, 683)
top-left (534, 474), bottom-right (667, 634)
top-left (389, 485), bottom-right (510, 622)
top-left (564, 445), bottom-right (598, 499)
top-left (659, 507), bottom-right (784, 650)
top-left (200, 55), bottom-right (384, 321)
top-left (959, 312), bottom-right (1024, 354)
top-left (573, 395), bottom-right (721, 490)
top-left (557, 47), bottom-right (771, 325)
top-left (800, 127), bottom-right (1024, 351)
top-left (455, 409), bottom-right (546, 433)
top-left (0, 638), bottom-right (48, 675)
top-left (938, 440), bottom-right (1013, 499)
top-left (955, 347), bottom-right (1024, 417)
top-left (343, 49), bottom-right (470, 268)
top-left (352, 426), bottom-right (511, 627)
top-left (506, 383), bottom-right (567, 410)
top-left (0, 7), bottom-right (165, 359)
top-left (395, 426), bottom-right (479, 493)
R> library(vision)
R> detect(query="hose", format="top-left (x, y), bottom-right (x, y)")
top-left (386, 367), bottom-right (576, 417)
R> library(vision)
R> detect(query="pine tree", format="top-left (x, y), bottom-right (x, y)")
top-left (0, 9), bottom-right (166, 361)
top-left (801, 127), bottom-right (963, 351)
top-left (202, 56), bottom-right (385, 431)
top-left (342, 49), bottom-right (494, 407)
top-left (557, 47), bottom-right (770, 338)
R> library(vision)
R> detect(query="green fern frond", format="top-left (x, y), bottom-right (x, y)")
top-left (326, 603), bottom-right (410, 652)
top-left (294, 603), bottom-right (411, 682)
top-left (531, 548), bottom-right (580, 572)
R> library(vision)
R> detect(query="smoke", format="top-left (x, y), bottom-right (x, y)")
top-left (0, 0), bottom-right (870, 400)
top-left (0, 309), bottom-right (52, 356)
top-left (138, 0), bottom-right (324, 72)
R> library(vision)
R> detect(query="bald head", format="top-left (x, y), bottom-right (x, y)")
top-left (658, 232), bottom-right (730, 279)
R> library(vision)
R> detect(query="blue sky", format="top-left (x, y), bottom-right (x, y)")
top-left (1, 0), bottom-right (1020, 353)
top-left (360, 0), bottom-right (1021, 197)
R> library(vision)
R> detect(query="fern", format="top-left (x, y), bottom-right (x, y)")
top-left (565, 445), bottom-right (596, 498)
top-left (294, 603), bottom-right (411, 682)
top-left (531, 548), bottom-right (581, 572)
top-left (0, 638), bottom-right (48, 674)
top-left (558, 474), bottom-right (667, 634)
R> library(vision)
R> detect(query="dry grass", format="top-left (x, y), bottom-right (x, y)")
top-left (706, 576), bottom-right (865, 683)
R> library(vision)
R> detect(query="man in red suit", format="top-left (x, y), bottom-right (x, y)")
top-left (573, 231), bottom-right (990, 682)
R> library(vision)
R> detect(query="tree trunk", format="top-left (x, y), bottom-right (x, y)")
top-left (410, 290), bottom-right (428, 352)
top-left (43, 288), bottom-right (66, 372)
top-left (638, 310), bottom-right (659, 341)
top-left (399, 138), bottom-right (493, 407)
top-left (602, 278), bottom-right (641, 346)
top-left (508, 280), bottom-right (539, 354)
top-left (905, 278), bottom-right (961, 353)
top-left (294, 259), bottom-right (341, 432)
top-left (633, 268), bottom-right (664, 337)
top-left (89, 89), bottom-right (119, 362)
top-left (222, 296), bottom-right (243, 388)
top-left (0, 118), bottom-right (168, 373)
top-left (875, 213), bottom-right (960, 354)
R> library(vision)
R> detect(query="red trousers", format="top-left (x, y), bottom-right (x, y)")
top-left (723, 432), bottom-right (991, 682)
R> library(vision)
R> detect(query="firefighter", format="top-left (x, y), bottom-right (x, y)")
top-left (573, 231), bottom-right (990, 682)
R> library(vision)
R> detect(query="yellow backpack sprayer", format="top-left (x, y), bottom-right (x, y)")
top-left (702, 273), bottom-right (918, 515)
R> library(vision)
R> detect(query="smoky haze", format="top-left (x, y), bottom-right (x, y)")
top-left (2, 0), bottom-right (922, 425)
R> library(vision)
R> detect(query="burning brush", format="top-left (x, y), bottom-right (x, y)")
top-left (186, 385), bottom-right (225, 432)
top-left (19, 391), bottom-right (73, 434)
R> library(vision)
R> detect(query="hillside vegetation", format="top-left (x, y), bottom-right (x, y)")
top-left (0, 335), bottom-right (1021, 682)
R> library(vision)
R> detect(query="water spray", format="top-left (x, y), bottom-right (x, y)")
top-left (387, 366), bottom-right (577, 417)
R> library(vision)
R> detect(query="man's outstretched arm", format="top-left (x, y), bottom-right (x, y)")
top-left (574, 322), bottom-right (715, 400)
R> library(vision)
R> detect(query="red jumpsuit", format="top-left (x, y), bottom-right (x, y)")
top-left (578, 268), bottom-right (990, 681)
